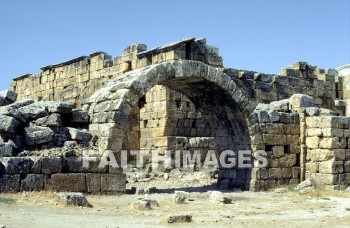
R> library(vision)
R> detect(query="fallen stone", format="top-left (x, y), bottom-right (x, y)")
top-left (298, 186), bottom-right (315, 194)
top-left (19, 102), bottom-right (48, 119)
top-left (274, 188), bottom-right (286, 193)
top-left (46, 101), bottom-right (75, 113)
top-left (209, 191), bottom-right (232, 204)
top-left (297, 178), bottom-right (317, 191)
top-left (68, 127), bottom-right (92, 142)
top-left (0, 115), bottom-right (20, 133)
top-left (290, 94), bottom-right (313, 110)
top-left (173, 191), bottom-right (189, 204)
top-left (35, 113), bottom-right (62, 127)
top-left (57, 192), bottom-right (92, 207)
top-left (167, 214), bottom-right (192, 223)
top-left (270, 99), bottom-right (290, 112)
top-left (24, 126), bottom-right (54, 145)
top-left (134, 199), bottom-right (152, 210)
top-left (346, 186), bottom-right (350, 192)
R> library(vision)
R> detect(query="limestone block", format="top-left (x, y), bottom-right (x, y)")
top-left (315, 173), bottom-right (338, 185)
top-left (86, 173), bottom-right (101, 193)
top-left (292, 167), bottom-right (301, 179)
top-left (57, 192), bottom-right (92, 207)
top-left (305, 162), bottom-right (318, 173)
top-left (0, 142), bottom-right (14, 157)
top-left (0, 174), bottom-right (20, 192)
top-left (35, 113), bottom-right (62, 127)
top-left (0, 157), bottom-right (33, 174)
top-left (46, 101), bottom-right (75, 113)
top-left (319, 137), bottom-right (341, 149)
top-left (67, 128), bottom-right (92, 142)
top-left (63, 157), bottom-right (108, 173)
top-left (290, 94), bottom-right (313, 110)
top-left (262, 134), bottom-right (286, 145)
top-left (20, 174), bottom-right (44, 191)
top-left (279, 154), bottom-right (297, 168)
top-left (318, 149), bottom-right (345, 161)
top-left (319, 160), bottom-right (343, 174)
top-left (281, 168), bottom-right (292, 178)
top-left (101, 173), bottom-right (126, 194)
top-left (268, 168), bottom-right (282, 179)
top-left (305, 137), bottom-right (320, 149)
top-left (306, 128), bottom-right (322, 137)
top-left (51, 173), bottom-right (86, 192)
top-left (19, 102), bottom-right (48, 119)
top-left (41, 157), bottom-right (62, 174)
top-left (322, 128), bottom-right (344, 137)
top-left (24, 126), bottom-right (54, 145)
top-left (0, 115), bottom-right (20, 133)
top-left (272, 146), bottom-right (284, 158)
top-left (70, 110), bottom-right (90, 123)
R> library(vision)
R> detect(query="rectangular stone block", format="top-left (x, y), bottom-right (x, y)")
top-left (305, 137), bottom-right (320, 149)
top-left (279, 154), bottom-right (297, 168)
top-left (0, 157), bottom-right (33, 174)
top-left (315, 173), bottom-right (338, 185)
top-left (272, 146), bottom-right (284, 158)
top-left (268, 168), bottom-right (282, 180)
top-left (41, 157), bottom-right (62, 174)
top-left (0, 174), bottom-right (20, 192)
top-left (51, 173), bottom-right (86, 192)
top-left (86, 173), bottom-right (101, 193)
top-left (20, 174), bottom-right (44, 191)
top-left (262, 134), bottom-right (286, 145)
top-left (319, 160), bottom-right (344, 174)
top-left (305, 162), bottom-right (319, 173)
top-left (101, 173), bottom-right (126, 194)
top-left (281, 168), bottom-right (292, 178)
top-left (63, 157), bottom-right (108, 173)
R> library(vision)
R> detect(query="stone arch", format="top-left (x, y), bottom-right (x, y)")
top-left (85, 60), bottom-right (257, 189)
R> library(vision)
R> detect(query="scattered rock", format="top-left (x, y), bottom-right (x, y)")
top-left (274, 188), bottom-right (286, 193)
top-left (70, 110), bottom-right (90, 123)
top-left (19, 102), bottom-right (48, 119)
top-left (346, 186), bottom-right (350, 192)
top-left (167, 214), bottom-right (192, 223)
top-left (57, 192), bottom-right (92, 207)
top-left (133, 198), bottom-right (158, 210)
top-left (209, 191), bottom-right (232, 204)
top-left (173, 191), bottom-right (189, 204)
top-left (297, 178), bottom-right (317, 191)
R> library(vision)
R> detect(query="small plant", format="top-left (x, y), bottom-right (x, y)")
top-left (287, 184), bottom-right (297, 191)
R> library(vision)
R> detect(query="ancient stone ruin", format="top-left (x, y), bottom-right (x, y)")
top-left (1, 37), bottom-right (350, 193)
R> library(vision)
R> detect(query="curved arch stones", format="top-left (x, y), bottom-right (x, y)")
top-left (85, 60), bottom-right (255, 153)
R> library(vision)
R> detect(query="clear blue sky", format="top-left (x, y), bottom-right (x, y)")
top-left (0, 0), bottom-right (349, 91)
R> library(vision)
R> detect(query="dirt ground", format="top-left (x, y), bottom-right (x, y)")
top-left (1, 185), bottom-right (350, 228)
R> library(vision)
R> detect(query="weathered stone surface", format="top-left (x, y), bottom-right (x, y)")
top-left (86, 173), bottom-right (101, 193)
top-left (35, 113), bottom-right (62, 127)
top-left (51, 173), bottom-right (86, 192)
top-left (0, 90), bottom-right (17, 106)
top-left (20, 174), bottom-right (44, 191)
top-left (133, 198), bottom-right (158, 210)
top-left (46, 101), bottom-right (75, 113)
top-left (41, 157), bottom-right (62, 174)
top-left (0, 174), bottom-right (20, 192)
top-left (57, 192), bottom-right (92, 207)
top-left (63, 157), bottom-right (108, 173)
top-left (290, 94), bottom-right (313, 110)
top-left (67, 127), bottom-right (92, 142)
top-left (19, 102), bottom-right (48, 119)
top-left (209, 191), bottom-right (232, 204)
top-left (24, 126), bottom-right (54, 145)
top-left (167, 214), bottom-right (192, 223)
top-left (0, 157), bottom-right (33, 174)
top-left (70, 110), bottom-right (90, 123)
top-left (173, 191), bottom-right (189, 204)
top-left (100, 173), bottom-right (126, 194)
top-left (0, 142), bottom-right (14, 157)
top-left (0, 115), bottom-right (20, 133)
